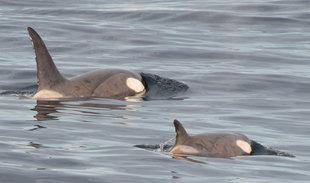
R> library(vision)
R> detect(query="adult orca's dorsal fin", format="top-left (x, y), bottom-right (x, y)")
top-left (27, 27), bottom-right (66, 91)
top-left (173, 119), bottom-right (189, 146)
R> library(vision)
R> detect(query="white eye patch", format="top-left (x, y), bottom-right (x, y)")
top-left (126, 78), bottom-right (145, 93)
top-left (236, 140), bottom-right (252, 154)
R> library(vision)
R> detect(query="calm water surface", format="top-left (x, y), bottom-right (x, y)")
top-left (0, 0), bottom-right (310, 182)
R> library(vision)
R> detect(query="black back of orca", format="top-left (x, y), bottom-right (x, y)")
top-left (140, 72), bottom-right (189, 100)
top-left (250, 140), bottom-right (295, 157)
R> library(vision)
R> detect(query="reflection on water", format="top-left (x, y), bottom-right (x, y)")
top-left (32, 100), bottom-right (60, 121)
top-left (32, 99), bottom-right (143, 121)
top-left (28, 125), bottom-right (46, 131)
top-left (27, 142), bottom-right (48, 149)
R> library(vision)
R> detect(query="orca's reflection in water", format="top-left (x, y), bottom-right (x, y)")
top-left (31, 98), bottom-right (143, 121)
top-left (32, 100), bottom-right (61, 121)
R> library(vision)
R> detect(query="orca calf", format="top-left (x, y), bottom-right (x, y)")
top-left (170, 119), bottom-right (294, 158)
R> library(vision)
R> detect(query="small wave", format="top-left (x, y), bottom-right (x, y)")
top-left (0, 84), bottom-right (37, 97)
top-left (134, 137), bottom-right (175, 152)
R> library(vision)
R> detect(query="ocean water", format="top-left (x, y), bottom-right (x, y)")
top-left (0, 0), bottom-right (310, 182)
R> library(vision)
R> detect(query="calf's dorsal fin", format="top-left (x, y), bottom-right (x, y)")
top-left (173, 119), bottom-right (189, 145)
top-left (27, 27), bottom-right (66, 91)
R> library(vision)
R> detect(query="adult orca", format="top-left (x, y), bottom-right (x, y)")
top-left (27, 27), bottom-right (188, 100)
top-left (169, 119), bottom-right (294, 158)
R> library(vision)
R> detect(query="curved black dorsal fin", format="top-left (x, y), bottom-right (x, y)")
top-left (27, 27), bottom-right (66, 90)
top-left (173, 119), bottom-right (189, 146)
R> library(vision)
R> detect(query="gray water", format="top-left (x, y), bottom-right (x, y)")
top-left (0, 0), bottom-right (310, 182)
